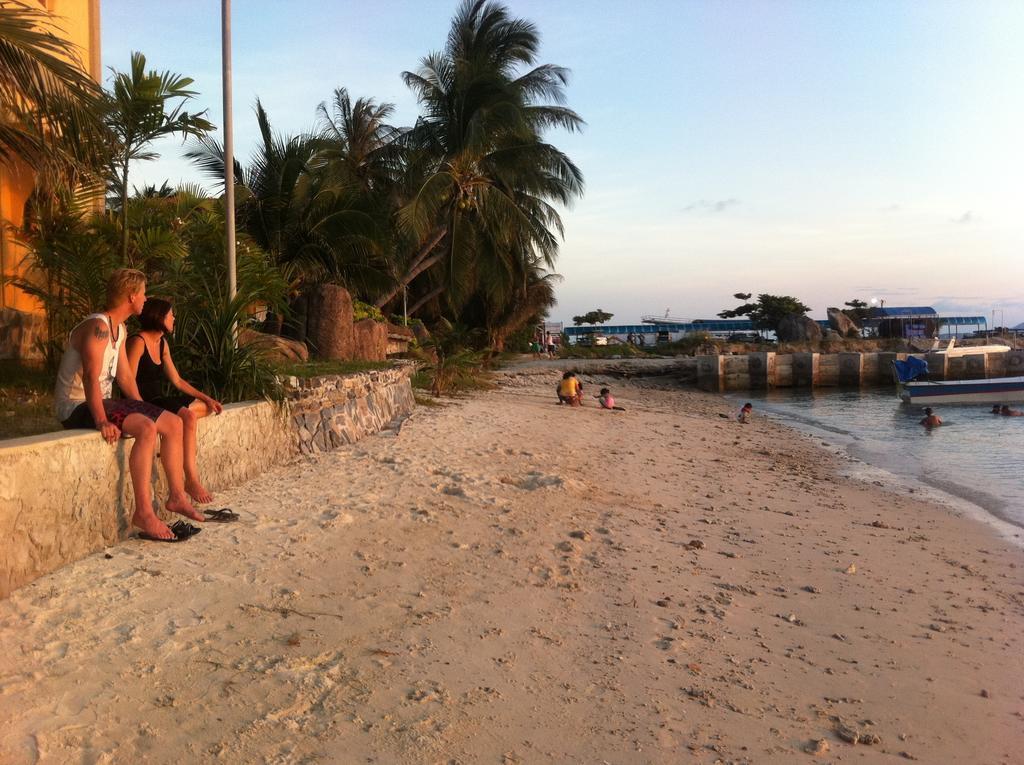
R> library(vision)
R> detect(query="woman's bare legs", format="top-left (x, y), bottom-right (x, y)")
top-left (119, 413), bottom-right (173, 540)
top-left (153, 410), bottom-right (203, 521)
top-left (179, 400), bottom-right (213, 504)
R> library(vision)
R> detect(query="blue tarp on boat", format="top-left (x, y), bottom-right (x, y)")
top-left (893, 356), bottom-right (929, 383)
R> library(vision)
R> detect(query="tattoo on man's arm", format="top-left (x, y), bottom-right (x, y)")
top-left (93, 325), bottom-right (109, 341)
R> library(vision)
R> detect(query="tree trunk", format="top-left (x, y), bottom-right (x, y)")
top-left (373, 227), bottom-right (447, 309)
top-left (120, 157), bottom-right (130, 263)
top-left (407, 285), bottom-right (444, 317)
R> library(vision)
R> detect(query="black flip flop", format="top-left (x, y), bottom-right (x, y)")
top-left (170, 520), bottom-right (203, 539)
top-left (203, 508), bottom-right (239, 523)
top-left (138, 530), bottom-right (182, 543)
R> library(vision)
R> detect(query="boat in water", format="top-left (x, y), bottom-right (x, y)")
top-left (893, 351), bottom-right (1024, 404)
top-left (900, 376), bottom-right (1024, 405)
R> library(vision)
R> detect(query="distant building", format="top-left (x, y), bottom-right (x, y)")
top-left (864, 307), bottom-right (986, 339)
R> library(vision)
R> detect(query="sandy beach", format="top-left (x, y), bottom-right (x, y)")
top-left (1, 368), bottom-right (1022, 764)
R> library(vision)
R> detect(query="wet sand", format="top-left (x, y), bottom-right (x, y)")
top-left (1, 369), bottom-right (1022, 764)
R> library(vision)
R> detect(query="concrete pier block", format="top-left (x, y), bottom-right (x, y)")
top-left (838, 352), bottom-right (864, 387)
top-left (774, 355), bottom-right (793, 387)
top-left (963, 353), bottom-right (987, 380)
top-left (925, 352), bottom-right (949, 381)
top-left (875, 352), bottom-right (908, 384)
top-left (747, 352), bottom-right (776, 389)
top-left (791, 352), bottom-right (819, 387)
top-left (697, 354), bottom-right (725, 392)
top-left (819, 355), bottom-right (840, 386)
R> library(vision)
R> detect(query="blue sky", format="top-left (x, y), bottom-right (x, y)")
top-left (102, 0), bottom-right (1024, 327)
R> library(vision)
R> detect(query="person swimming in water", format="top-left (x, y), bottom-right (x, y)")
top-left (999, 405), bottom-right (1023, 417)
top-left (919, 407), bottom-right (943, 428)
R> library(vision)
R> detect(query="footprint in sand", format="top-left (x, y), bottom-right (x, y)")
top-left (320, 510), bottom-right (355, 529)
top-left (508, 471), bottom-right (564, 491)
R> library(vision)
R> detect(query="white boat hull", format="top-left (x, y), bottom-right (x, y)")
top-left (902, 376), bottom-right (1024, 405)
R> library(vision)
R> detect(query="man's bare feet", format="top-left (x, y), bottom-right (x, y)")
top-left (132, 508), bottom-right (175, 540)
top-left (185, 478), bottom-right (213, 505)
top-left (166, 493), bottom-right (204, 522)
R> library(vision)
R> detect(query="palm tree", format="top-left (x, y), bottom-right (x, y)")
top-left (313, 87), bottom-right (403, 195)
top-left (187, 101), bottom-right (385, 327)
top-left (0, 0), bottom-right (108, 182)
top-left (105, 51), bottom-right (213, 260)
top-left (481, 263), bottom-right (560, 351)
top-left (374, 0), bottom-right (584, 311)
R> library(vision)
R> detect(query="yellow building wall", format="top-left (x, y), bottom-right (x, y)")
top-left (0, 0), bottom-right (101, 313)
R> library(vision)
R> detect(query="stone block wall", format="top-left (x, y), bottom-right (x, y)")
top-left (0, 365), bottom-right (415, 597)
top-left (286, 365), bottom-right (415, 454)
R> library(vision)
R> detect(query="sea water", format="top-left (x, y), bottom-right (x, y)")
top-left (740, 389), bottom-right (1024, 532)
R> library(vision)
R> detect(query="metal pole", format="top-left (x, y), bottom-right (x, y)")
top-left (222, 0), bottom-right (237, 302)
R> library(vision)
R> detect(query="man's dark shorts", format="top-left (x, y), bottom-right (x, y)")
top-left (61, 400), bottom-right (165, 431)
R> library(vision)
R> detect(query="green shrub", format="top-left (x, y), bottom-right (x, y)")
top-left (353, 300), bottom-right (386, 323)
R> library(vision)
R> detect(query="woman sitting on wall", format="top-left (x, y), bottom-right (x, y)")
top-left (126, 298), bottom-right (223, 504)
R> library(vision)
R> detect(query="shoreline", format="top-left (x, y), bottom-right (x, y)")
top-left (741, 392), bottom-right (1024, 544)
top-left (1, 370), bottom-right (1022, 763)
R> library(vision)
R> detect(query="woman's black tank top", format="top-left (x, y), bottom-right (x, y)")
top-left (134, 335), bottom-right (166, 401)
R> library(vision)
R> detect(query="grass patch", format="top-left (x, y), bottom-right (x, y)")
top-left (0, 360), bottom-right (60, 441)
top-left (411, 370), bottom-right (432, 390)
top-left (411, 366), bottom-right (495, 396)
top-left (274, 359), bottom-right (395, 378)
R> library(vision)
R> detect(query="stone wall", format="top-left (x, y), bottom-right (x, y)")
top-left (0, 365), bottom-right (415, 597)
top-left (286, 365), bottom-right (416, 454)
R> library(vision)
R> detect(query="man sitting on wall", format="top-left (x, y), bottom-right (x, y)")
top-left (53, 268), bottom-right (204, 542)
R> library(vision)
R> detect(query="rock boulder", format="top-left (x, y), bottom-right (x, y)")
top-left (776, 314), bottom-right (823, 342)
top-left (827, 307), bottom-right (860, 337)
top-left (238, 329), bottom-right (309, 363)
top-left (352, 319), bottom-right (388, 361)
top-left (306, 284), bottom-right (354, 360)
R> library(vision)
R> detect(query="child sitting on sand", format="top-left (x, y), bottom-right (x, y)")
top-left (596, 387), bottom-right (625, 411)
top-left (737, 402), bottom-right (753, 423)
top-left (557, 371), bottom-right (581, 406)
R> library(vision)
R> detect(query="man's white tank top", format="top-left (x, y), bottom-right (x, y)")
top-left (54, 313), bottom-right (125, 422)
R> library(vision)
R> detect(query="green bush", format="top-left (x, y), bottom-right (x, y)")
top-left (353, 300), bottom-right (386, 323)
